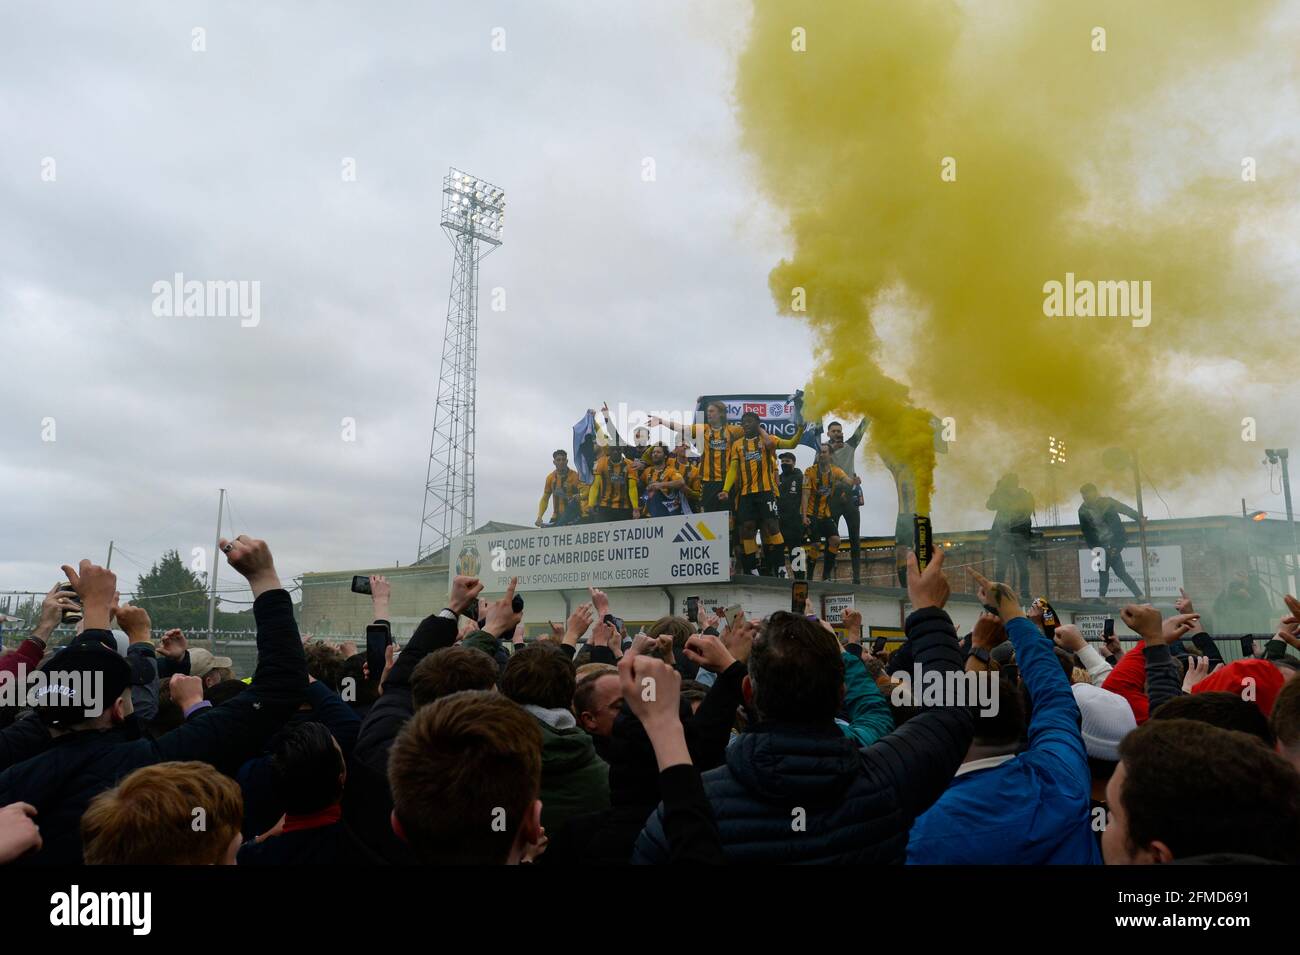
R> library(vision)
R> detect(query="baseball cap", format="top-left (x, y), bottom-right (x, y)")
top-left (188, 648), bottom-right (235, 678)
top-left (33, 644), bottom-right (133, 727)
top-left (778, 452), bottom-right (796, 463)
top-left (1191, 658), bottom-right (1285, 717)
top-left (1072, 683), bottom-right (1137, 762)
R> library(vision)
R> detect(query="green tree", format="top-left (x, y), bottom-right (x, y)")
top-left (133, 550), bottom-right (213, 631)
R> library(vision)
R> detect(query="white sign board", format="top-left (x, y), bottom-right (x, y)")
top-left (1072, 613), bottom-right (1108, 641)
top-left (449, 513), bottom-right (732, 593)
top-left (823, 594), bottom-right (856, 624)
top-left (1077, 545), bottom-right (1184, 598)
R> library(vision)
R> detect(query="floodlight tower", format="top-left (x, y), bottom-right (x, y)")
top-left (417, 168), bottom-right (506, 562)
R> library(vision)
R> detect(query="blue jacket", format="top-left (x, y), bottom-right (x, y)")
top-left (906, 616), bottom-right (1099, 864)
top-left (836, 649), bottom-right (893, 747)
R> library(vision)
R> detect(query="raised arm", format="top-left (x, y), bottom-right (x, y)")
top-left (861, 550), bottom-right (974, 823)
top-left (1115, 500), bottom-right (1142, 522)
top-left (1101, 606), bottom-right (1153, 723)
top-left (153, 535), bottom-right (307, 772)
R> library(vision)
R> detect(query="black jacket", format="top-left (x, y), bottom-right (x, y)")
top-left (345, 609), bottom-right (458, 864)
top-left (237, 816), bottom-right (383, 865)
top-left (0, 589), bottom-right (307, 865)
top-left (545, 660), bottom-right (745, 865)
top-left (632, 607), bottom-right (974, 864)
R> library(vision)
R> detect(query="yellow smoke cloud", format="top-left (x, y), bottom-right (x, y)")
top-left (735, 0), bottom-right (1297, 518)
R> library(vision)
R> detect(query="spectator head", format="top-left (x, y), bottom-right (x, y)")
top-left (779, 451), bottom-right (796, 471)
top-left (649, 443), bottom-right (667, 466)
top-left (411, 645), bottom-right (498, 710)
top-left (705, 400), bottom-right (727, 427)
top-left (574, 671), bottom-right (622, 736)
top-left (1079, 483), bottom-right (1099, 504)
top-left (82, 761), bottom-right (244, 865)
top-left (204, 678), bottom-right (248, 706)
top-left (744, 611), bottom-right (844, 723)
top-left (342, 652), bottom-right (381, 707)
top-left (1271, 677), bottom-right (1300, 772)
top-left (680, 679), bottom-right (708, 713)
top-left (1190, 658), bottom-right (1284, 717)
top-left (1104, 719), bottom-right (1300, 864)
top-left (827, 421), bottom-right (843, 442)
top-left (188, 648), bottom-right (235, 688)
top-left (816, 443), bottom-right (832, 466)
top-left (303, 641), bottom-right (348, 693)
top-left (33, 644), bottom-right (133, 730)
top-left (1072, 683), bottom-right (1136, 785)
top-left (633, 427), bottom-right (650, 446)
top-left (740, 411), bottom-right (761, 437)
top-left (971, 676), bottom-right (1025, 750)
top-left (553, 449), bottom-right (568, 469)
top-left (499, 642), bottom-right (575, 711)
top-left (271, 721), bottom-right (346, 816)
top-left (575, 661), bottom-right (617, 682)
top-left (1151, 691), bottom-right (1273, 745)
top-left (608, 445), bottom-right (624, 464)
top-left (648, 615), bottom-right (694, 657)
top-left (388, 691), bottom-right (542, 865)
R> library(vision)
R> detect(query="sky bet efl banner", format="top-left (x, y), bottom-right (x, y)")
top-left (695, 392), bottom-right (820, 450)
top-left (449, 512), bottom-right (732, 593)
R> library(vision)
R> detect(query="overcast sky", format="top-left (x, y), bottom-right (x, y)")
top-left (2, 0), bottom-right (1297, 604)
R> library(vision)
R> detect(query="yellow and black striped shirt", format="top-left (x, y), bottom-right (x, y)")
top-left (589, 457), bottom-right (638, 510)
top-left (725, 436), bottom-right (778, 496)
top-left (805, 464), bottom-right (849, 519)
top-left (697, 423), bottom-right (744, 482)
top-left (537, 468), bottom-right (582, 522)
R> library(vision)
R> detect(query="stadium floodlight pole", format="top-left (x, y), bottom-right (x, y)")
top-left (417, 168), bottom-right (506, 562)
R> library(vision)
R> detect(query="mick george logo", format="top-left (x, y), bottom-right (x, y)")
top-left (151, 272), bottom-right (261, 327)
top-left (50, 886), bottom-right (151, 935)
top-left (672, 520), bottom-right (717, 543)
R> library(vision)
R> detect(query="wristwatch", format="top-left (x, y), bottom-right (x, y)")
top-left (438, 608), bottom-right (458, 620)
top-left (968, 646), bottom-right (992, 665)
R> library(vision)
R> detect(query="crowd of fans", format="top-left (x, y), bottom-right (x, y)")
top-left (2, 534), bottom-right (1299, 866)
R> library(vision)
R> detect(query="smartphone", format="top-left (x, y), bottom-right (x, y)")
top-left (57, 582), bottom-right (83, 624)
top-left (1102, 617), bottom-right (1115, 638)
top-left (512, 594), bottom-right (524, 613)
top-left (791, 581), bottom-right (809, 615)
top-left (365, 624), bottom-right (391, 684)
top-left (723, 604), bottom-right (743, 630)
top-left (350, 575), bottom-right (372, 596)
top-left (464, 598), bottom-right (480, 622)
top-left (872, 636), bottom-right (887, 654)
top-left (686, 596), bottom-right (700, 624)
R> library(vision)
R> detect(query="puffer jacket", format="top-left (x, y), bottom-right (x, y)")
top-left (632, 606), bottom-right (973, 864)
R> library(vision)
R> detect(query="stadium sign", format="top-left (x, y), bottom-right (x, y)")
top-left (695, 392), bottom-right (809, 444)
top-left (450, 512), bottom-right (732, 593)
top-left (1076, 545), bottom-right (1184, 598)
